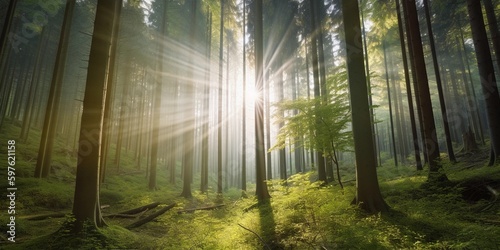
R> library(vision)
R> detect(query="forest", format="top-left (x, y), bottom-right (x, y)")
top-left (1, 0), bottom-right (500, 249)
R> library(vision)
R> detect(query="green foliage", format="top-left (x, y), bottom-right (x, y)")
top-left (272, 70), bottom-right (353, 159)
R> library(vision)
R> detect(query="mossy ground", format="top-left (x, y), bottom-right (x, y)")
top-left (1, 122), bottom-right (500, 249)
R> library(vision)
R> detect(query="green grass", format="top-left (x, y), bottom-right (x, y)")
top-left (1, 122), bottom-right (500, 249)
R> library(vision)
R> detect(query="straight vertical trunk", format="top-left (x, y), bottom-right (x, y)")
top-left (309, 0), bottom-right (327, 183)
top-left (467, 0), bottom-right (500, 165)
top-left (342, 0), bottom-right (388, 213)
top-left (35, 0), bottom-right (76, 178)
top-left (20, 28), bottom-right (49, 141)
top-left (150, 0), bottom-right (168, 190)
top-left (201, 11), bottom-right (212, 193)
top-left (241, 2), bottom-right (247, 192)
top-left (423, 0), bottom-right (456, 162)
top-left (72, 0), bottom-right (120, 232)
top-left (483, 0), bottom-right (500, 72)
top-left (402, 0), bottom-right (444, 179)
top-left (382, 42), bottom-right (398, 167)
top-left (254, 0), bottom-right (271, 201)
top-left (217, 0), bottom-right (224, 194)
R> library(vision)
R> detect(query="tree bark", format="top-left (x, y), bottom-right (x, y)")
top-left (482, 0), bottom-right (500, 73)
top-left (402, 0), bottom-right (444, 180)
top-left (382, 41), bottom-right (398, 167)
top-left (422, 0), bottom-right (456, 163)
top-left (309, 0), bottom-right (327, 183)
top-left (342, 0), bottom-right (389, 213)
top-left (467, 0), bottom-right (500, 165)
top-left (254, 0), bottom-right (271, 201)
top-left (150, 0), bottom-right (168, 191)
top-left (217, 0), bottom-right (225, 194)
top-left (125, 203), bottom-right (176, 229)
top-left (35, 0), bottom-right (76, 178)
top-left (72, 0), bottom-right (120, 232)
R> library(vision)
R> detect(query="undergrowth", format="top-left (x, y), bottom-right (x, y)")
top-left (1, 122), bottom-right (500, 249)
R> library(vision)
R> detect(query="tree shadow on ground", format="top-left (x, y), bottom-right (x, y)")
top-left (258, 199), bottom-right (283, 249)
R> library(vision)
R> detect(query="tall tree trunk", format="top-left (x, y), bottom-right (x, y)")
top-left (150, 0), bottom-right (168, 191)
top-left (35, 0), bottom-right (76, 178)
top-left (100, 0), bottom-right (123, 182)
top-left (72, 0), bottom-right (120, 232)
top-left (0, 0), bottom-right (16, 63)
top-left (342, 0), bottom-right (388, 213)
top-left (278, 64), bottom-right (287, 180)
top-left (20, 27), bottom-right (50, 141)
top-left (217, 0), bottom-right (224, 194)
top-left (309, 0), bottom-right (327, 183)
top-left (456, 36), bottom-right (482, 146)
top-left (483, 0), bottom-right (500, 73)
top-left (254, 0), bottom-right (271, 201)
top-left (265, 67), bottom-right (272, 180)
top-left (241, 1), bottom-right (247, 193)
top-left (382, 41), bottom-right (398, 167)
top-left (467, 0), bottom-right (500, 165)
top-left (460, 29), bottom-right (485, 145)
top-left (402, 0), bottom-right (444, 179)
top-left (360, 2), bottom-right (378, 166)
top-left (423, 0), bottom-right (456, 162)
top-left (390, 55), bottom-right (406, 164)
top-left (180, 0), bottom-right (198, 199)
top-left (201, 10), bottom-right (212, 193)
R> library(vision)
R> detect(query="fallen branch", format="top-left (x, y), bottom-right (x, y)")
top-left (243, 203), bottom-right (259, 212)
top-left (104, 209), bottom-right (149, 218)
top-left (21, 212), bottom-right (67, 221)
top-left (237, 223), bottom-right (271, 250)
top-left (126, 203), bottom-right (176, 229)
top-left (114, 202), bottom-right (160, 215)
top-left (177, 204), bottom-right (225, 214)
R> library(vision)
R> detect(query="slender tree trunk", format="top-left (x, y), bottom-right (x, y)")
top-left (423, 0), bottom-right (456, 162)
top-left (382, 42), bottom-right (398, 167)
top-left (309, 0), bottom-right (327, 183)
top-left (456, 36), bottom-right (482, 146)
top-left (100, 0), bottom-right (122, 182)
top-left (72, 0), bottom-right (120, 232)
top-left (201, 10), bottom-right (212, 193)
top-left (396, 0), bottom-right (422, 170)
top-left (180, 0), bottom-right (198, 199)
top-left (402, 0), bottom-right (444, 179)
top-left (149, 0), bottom-right (168, 190)
top-left (390, 55), bottom-right (406, 164)
top-left (241, 1), bottom-right (247, 193)
top-left (217, 0), bottom-right (224, 194)
top-left (460, 29), bottom-right (485, 145)
top-left (20, 28), bottom-right (49, 141)
top-left (35, 0), bottom-right (76, 178)
top-left (265, 67), bottom-right (272, 180)
top-left (467, 0), bottom-right (500, 165)
top-left (360, 2), bottom-right (378, 166)
top-left (254, 0), bottom-right (271, 201)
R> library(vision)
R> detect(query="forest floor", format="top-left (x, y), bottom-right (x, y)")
top-left (1, 123), bottom-right (500, 249)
